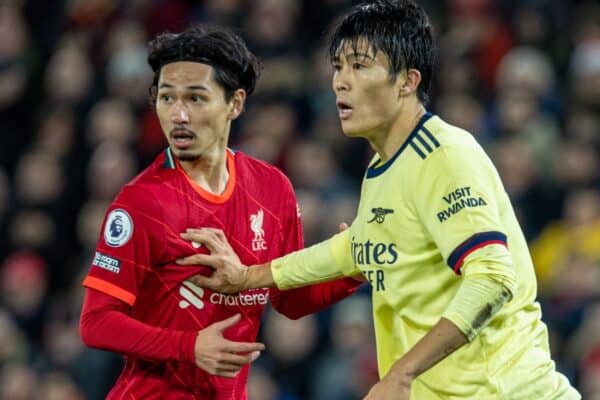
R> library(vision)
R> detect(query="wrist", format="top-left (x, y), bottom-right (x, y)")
top-left (241, 267), bottom-right (251, 290)
top-left (389, 360), bottom-right (417, 384)
top-left (181, 331), bottom-right (198, 364)
top-left (246, 263), bottom-right (274, 289)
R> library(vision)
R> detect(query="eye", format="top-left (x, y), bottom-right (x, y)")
top-left (352, 62), bottom-right (365, 70)
top-left (160, 94), bottom-right (173, 103)
top-left (191, 94), bottom-right (203, 103)
top-left (332, 63), bottom-right (342, 71)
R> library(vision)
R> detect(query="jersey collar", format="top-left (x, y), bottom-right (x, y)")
top-left (366, 112), bottom-right (433, 179)
top-left (163, 147), bottom-right (237, 204)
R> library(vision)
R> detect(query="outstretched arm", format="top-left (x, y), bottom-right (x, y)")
top-left (178, 227), bottom-right (358, 293)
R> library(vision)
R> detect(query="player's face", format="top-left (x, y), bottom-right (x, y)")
top-left (332, 40), bottom-right (404, 139)
top-left (155, 62), bottom-right (240, 161)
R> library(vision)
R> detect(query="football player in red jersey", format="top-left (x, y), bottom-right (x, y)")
top-left (79, 25), bottom-right (362, 399)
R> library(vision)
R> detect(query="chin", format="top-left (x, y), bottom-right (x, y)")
top-left (171, 147), bottom-right (202, 162)
top-left (340, 122), bottom-right (366, 138)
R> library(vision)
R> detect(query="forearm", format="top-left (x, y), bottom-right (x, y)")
top-left (389, 317), bottom-right (468, 382)
top-left (268, 229), bottom-right (356, 289)
top-left (80, 288), bottom-right (196, 363)
top-left (389, 273), bottom-right (512, 381)
top-left (442, 273), bottom-right (512, 341)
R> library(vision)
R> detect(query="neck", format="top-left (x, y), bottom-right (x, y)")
top-left (178, 146), bottom-right (229, 195)
top-left (369, 100), bottom-right (426, 162)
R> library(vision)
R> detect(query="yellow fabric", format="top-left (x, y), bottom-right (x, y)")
top-left (442, 273), bottom-right (511, 341)
top-left (272, 229), bottom-right (357, 288)
top-left (273, 114), bottom-right (580, 398)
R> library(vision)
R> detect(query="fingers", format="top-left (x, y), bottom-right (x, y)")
top-left (180, 228), bottom-right (230, 254)
top-left (225, 340), bottom-right (266, 353)
top-left (339, 222), bottom-right (349, 232)
top-left (219, 351), bottom-right (261, 366)
top-left (188, 274), bottom-right (218, 288)
top-left (351, 273), bottom-right (367, 282)
top-left (215, 368), bottom-right (240, 378)
top-left (176, 253), bottom-right (220, 267)
top-left (211, 314), bottom-right (242, 331)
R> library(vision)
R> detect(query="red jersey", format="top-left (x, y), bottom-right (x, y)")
top-left (81, 148), bottom-right (360, 399)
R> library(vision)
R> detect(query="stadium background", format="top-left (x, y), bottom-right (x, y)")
top-left (0, 0), bottom-right (598, 398)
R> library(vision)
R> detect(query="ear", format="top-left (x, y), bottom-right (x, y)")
top-left (399, 68), bottom-right (422, 97)
top-left (227, 89), bottom-right (247, 121)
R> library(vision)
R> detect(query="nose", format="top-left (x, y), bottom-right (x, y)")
top-left (171, 101), bottom-right (189, 124)
top-left (333, 68), bottom-right (350, 93)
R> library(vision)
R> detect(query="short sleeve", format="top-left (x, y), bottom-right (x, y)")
top-left (413, 146), bottom-right (509, 274)
top-left (82, 185), bottom-right (167, 305)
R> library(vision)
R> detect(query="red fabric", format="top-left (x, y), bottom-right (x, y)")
top-left (270, 277), bottom-right (362, 320)
top-left (80, 149), bottom-right (359, 399)
top-left (80, 288), bottom-right (197, 363)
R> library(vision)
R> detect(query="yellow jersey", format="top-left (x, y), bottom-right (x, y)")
top-left (273, 113), bottom-right (580, 399)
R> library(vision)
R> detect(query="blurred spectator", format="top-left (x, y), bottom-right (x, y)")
top-left (37, 371), bottom-right (84, 400)
top-left (104, 19), bottom-right (152, 108)
top-left (310, 295), bottom-right (376, 400)
top-left (580, 345), bottom-right (600, 400)
top-left (0, 251), bottom-right (48, 342)
top-left (0, 363), bottom-right (38, 400)
top-left (260, 309), bottom-right (319, 398)
top-left (13, 151), bottom-right (65, 208)
top-left (0, 309), bottom-right (28, 365)
top-left (570, 41), bottom-right (600, 110)
top-left (244, 0), bottom-right (306, 96)
top-left (33, 106), bottom-right (76, 160)
top-left (237, 99), bottom-right (300, 165)
top-left (531, 189), bottom-right (600, 294)
top-left (44, 40), bottom-right (94, 107)
top-left (86, 98), bottom-right (138, 147)
top-left (85, 142), bottom-right (137, 200)
top-left (0, 5), bottom-right (38, 172)
top-left (491, 138), bottom-right (560, 239)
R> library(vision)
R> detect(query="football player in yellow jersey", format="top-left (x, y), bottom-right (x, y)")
top-left (178, 1), bottom-right (581, 399)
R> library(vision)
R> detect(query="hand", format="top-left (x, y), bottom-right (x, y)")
top-left (194, 314), bottom-right (265, 378)
top-left (363, 374), bottom-right (412, 400)
top-left (178, 228), bottom-right (249, 293)
top-left (180, 228), bottom-right (241, 264)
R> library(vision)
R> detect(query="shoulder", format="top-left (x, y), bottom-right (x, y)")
top-left (403, 117), bottom-right (500, 195)
top-left (111, 168), bottom-right (166, 214)
top-left (419, 117), bottom-right (492, 167)
top-left (234, 150), bottom-right (294, 192)
top-left (406, 115), bottom-right (480, 160)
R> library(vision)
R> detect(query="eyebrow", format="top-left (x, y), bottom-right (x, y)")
top-left (347, 52), bottom-right (374, 60)
top-left (332, 52), bottom-right (375, 63)
top-left (158, 83), bottom-right (210, 91)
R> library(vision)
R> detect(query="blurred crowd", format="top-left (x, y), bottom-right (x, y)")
top-left (0, 0), bottom-right (598, 399)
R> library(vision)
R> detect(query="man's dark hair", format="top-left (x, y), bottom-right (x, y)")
top-left (329, 0), bottom-right (434, 105)
top-left (148, 25), bottom-right (260, 102)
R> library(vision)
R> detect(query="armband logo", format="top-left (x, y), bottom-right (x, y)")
top-left (104, 209), bottom-right (134, 247)
top-left (436, 186), bottom-right (487, 222)
top-left (92, 251), bottom-right (121, 273)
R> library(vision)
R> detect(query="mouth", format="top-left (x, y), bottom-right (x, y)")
top-left (170, 129), bottom-right (196, 149)
top-left (336, 100), bottom-right (353, 120)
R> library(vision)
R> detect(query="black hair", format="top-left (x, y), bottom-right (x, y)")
top-left (329, 0), bottom-right (434, 105)
top-left (148, 25), bottom-right (260, 102)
